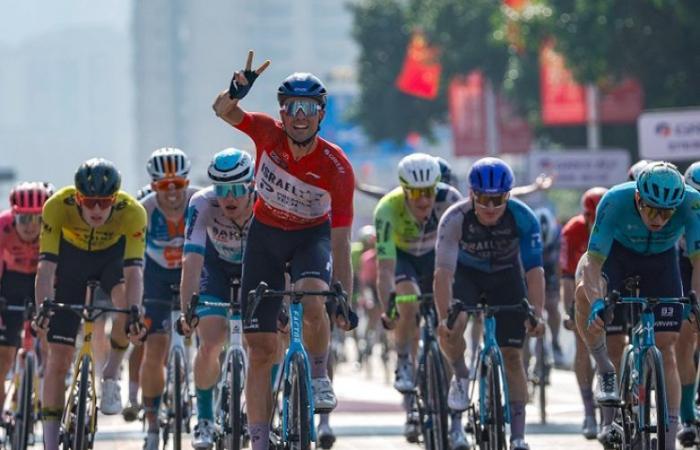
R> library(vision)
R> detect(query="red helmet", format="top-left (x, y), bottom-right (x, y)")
top-left (581, 187), bottom-right (607, 217)
top-left (9, 182), bottom-right (54, 214)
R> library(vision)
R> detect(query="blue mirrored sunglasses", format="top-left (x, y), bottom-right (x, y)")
top-left (214, 183), bottom-right (251, 198)
top-left (282, 99), bottom-right (321, 117)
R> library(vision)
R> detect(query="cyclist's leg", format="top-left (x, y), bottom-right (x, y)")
top-left (91, 287), bottom-right (112, 379)
top-left (194, 316), bottom-right (226, 420)
top-left (127, 343), bottom-right (144, 410)
top-left (677, 322), bottom-right (697, 430)
top-left (140, 299), bottom-right (172, 433)
top-left (99, 240), bottom-right (130, 383)
top-left (544, 284), bottom-right (563, 365)
top-left (0, 270), bottom-right (30, 407)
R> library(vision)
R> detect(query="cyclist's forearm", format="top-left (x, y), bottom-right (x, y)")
top-left (124, 265), bottom-right (144, 307)
top-left (331, 226), bottom-right (353, 298)
top-left (180, 253), bottom-right (204, 311)
top-left (525, 266), bottom-right (545, 317)
top-left (581, 253), bottom-right (605, 303)
top-left (561, 278), bottom-right (575, 311)
top-left (433, 267), bottom-right (453, 321)
top-left (376, 260), bottom-right (395, 310)
top-left (690, 254), bottom-right (700, 296)
top-left (35, 260), bottom-right (56, 306)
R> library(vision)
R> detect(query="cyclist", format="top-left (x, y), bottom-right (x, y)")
top-left (212, 51), bottom-right (355, 450)
top-left (0, 182), bottom-right (52, 409)
top-left (676, 162), bottom-right (700, 447)
top-left (178, 148), bottom-right (254, 449)
top-left (577, 162), bottom-right (700, 449)
top-left (559, 186), bottom-right (607, 439)
top-left (435, 157), bottom-right (546, 450)
top-left (138, 147), bottom-right (197, 450)
top-left (33, 158), bottom-right (147, 450)
top-left (374, 153), bottom-right (463, 444)
top-left (628, 159), bottom-right (652, 181)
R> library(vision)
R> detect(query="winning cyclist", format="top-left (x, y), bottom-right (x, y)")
top-left (138, 148), bottom-right (198, 450)
top-left (0, 182), bottom-right (52, 408)
top-left (559, 186), bottom-right (607, 439)
top-left (434, 157), bottom-right (546, 450)
top-left (178, 148), bottom-right (255, 449)
top-left (577, 162), bottom-right (700, 450)
top-left (34, 158), bottom-right (147, 450)
top-left (374, 153), bottom-right (464, 445)
top-left (212, 51), bottom-right (355, 450)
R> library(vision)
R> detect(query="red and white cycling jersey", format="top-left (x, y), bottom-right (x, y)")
top-left (0, 210), bottom-right (39, 277)
top-left (235, 112), bottom-right (354, 231)
top-left (559, 213), bottom-right (589, 278)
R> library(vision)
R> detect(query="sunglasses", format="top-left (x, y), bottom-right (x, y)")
top-left (404, 186), bottom-right (436, 200)
top-left (214, 183), bottom-right (252, 198)
top-left (15, 214), bottom-right (41, 225)
top-left (473, 191), bottom-right (509, 207)
top-left (282, 99), bottom-right (322, 117)
top-left (152, 177), bottom-right (189, 191)
top-left (76, 193), bottom-right (116, 210)
top-left (638, 201), bottom-right (675, 221)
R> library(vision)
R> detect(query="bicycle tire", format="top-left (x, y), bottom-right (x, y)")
top-left (483, 354), bottom-right (506, 450)
top-left (172, 347), bottom-right (184, 450)
top-left (227, 349), bottom-right (245, 450)
top-left (641, 347), bottom-right (666, 450)
top-left (424, 342), bottom-right (449, 450)
top-left (74, 355), bottom-right (92, 450)
top-left (618, 347), bottom-right (639, 448)
top-left (536, 337), bottom-right (546, 425)
top-left (286, 352), bottom-right (311, 450)
top-left (11, 352), bottom-right (35, 450)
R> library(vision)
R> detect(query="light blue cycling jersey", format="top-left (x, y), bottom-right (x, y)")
top-left (588, 182), bottom-right (700, 260)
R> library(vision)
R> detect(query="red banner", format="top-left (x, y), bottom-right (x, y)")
top-left (395, 31), bottom-right (442, 100)
top-left (600, 78), bottom-right (644, 123)
top-left (540, 39), bottom-right (586, 125)
top-left (498, 96), bottom-right (532, 154)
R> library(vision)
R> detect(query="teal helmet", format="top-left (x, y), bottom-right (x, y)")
top-left (207, 148), bottom-right (254, 183)
top-left (636, 161), bottom-right (685, 208)
top-left (684, 162), bottom-right (700, 191)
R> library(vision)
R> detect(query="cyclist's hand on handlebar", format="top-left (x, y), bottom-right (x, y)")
top-left (176, 313), bottom-right (198, 337)
top-left (31, 303), bottom-right (53, 337)
top-left (381, 312), bottom-right (397, 330)
top-left (126, 305), bottom-right (147, 344)
top-left (526, 316), bottom-right (546, 337)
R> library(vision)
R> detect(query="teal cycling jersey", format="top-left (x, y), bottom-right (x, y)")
top-left (588, 182), bottom-right (700, 260)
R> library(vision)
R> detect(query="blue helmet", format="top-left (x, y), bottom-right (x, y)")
top-left (277, 73), bottom-right (327, 106)
top-left (207, 148), bottom-right (254, 184)
top-left (468, 157), bottom-right (514, 194)
top-left (636, 161), bottom-right (685, 208)
top-left (684, 162), bottom-right (700, 191)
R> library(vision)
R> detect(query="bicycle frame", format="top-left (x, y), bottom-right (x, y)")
top-left (477, 313), bottom-right (511, 427)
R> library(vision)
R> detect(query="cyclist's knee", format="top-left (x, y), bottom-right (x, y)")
top-left (143, 334), bottom-right (168, 364)
top-left (657, 331), bottom-right (678, 349)
top-left (501, 347), bottom-right (523, 367)
top-left (301, 298), bottom-right (327, 324)
top-left (246, 334), bottom-right (278, 368)
top-left (47, 346), bottom-right (73, 374)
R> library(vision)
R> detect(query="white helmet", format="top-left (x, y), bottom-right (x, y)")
top-left (147, 147), bottom-right (191, 181)
top-left (535, 207), bottom-right (558, 248)
top-left (685, 162), bottom-right (700, 191)
top-left (398, 153), bottom-right (441, 189)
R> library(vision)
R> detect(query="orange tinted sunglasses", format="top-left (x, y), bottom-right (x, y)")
top-left (75, 192), bottom-right (116, 209)
top-left (152, 177), bottom-right (189, 191)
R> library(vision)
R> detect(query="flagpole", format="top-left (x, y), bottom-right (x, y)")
top-left (485, 79), bottom-right (499, 155)
top-left (586, 84), bottom-right (601, 150)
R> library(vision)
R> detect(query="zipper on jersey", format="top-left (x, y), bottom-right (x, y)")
top-left (88, 227), bottom-right (95, 251)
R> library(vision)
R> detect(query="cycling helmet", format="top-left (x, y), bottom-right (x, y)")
top-left (435, 157), bottom-right (455, 186)
top-left (9, 181), bottom-right (53, 214)
top-left (628, 159), bottom-right (652, 181)
top-left (74, 158), bottom-right (121, 197)
top-left (684, 162), bottom-right (700, 191)
top-left (277, 73), bottom-right (328, 106)
top-left (357, 225), bottom-right (376, 247)
top-left (468, 157), bottom-right (514, 194)
top-left (581, 187), bottom-right (608, 216)
top-left (136, 184), bottom-right (153, 200)
top-left (146, 147), bottom-right (191, 181)
top-left (535, 208), bottom-right (558, 248)
top-left (636, 161), bottom-right (685, 209)
top-left (398, 153), bottom-right (441, 189)
top-left (207, 148), bottom-right (254, 184)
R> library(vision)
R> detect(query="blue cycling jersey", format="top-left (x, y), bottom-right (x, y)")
top-left (588, 182), bottom-right (700, 260)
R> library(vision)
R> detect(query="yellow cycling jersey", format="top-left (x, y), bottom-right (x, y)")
top-left (40, 186), bottom-right (147, 262)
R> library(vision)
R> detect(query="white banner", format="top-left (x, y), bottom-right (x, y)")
top-left (638, 108), bottom-right (700, 160)
top-left (528, 149), bottom-right (630, 188)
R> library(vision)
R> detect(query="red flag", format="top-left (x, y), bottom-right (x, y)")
top-left (395, 31), bottom-right (442, 100)
top-left (540, 39), bottom-right (586, 125)
top-left (600, 78), bottom-right (644, 123)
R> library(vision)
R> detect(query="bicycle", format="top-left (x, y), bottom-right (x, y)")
top-left (0, 298), bottom-right (39, 450)
top-left (385, 292), bottom-right (449, 450)
top-left (524, 334), bottom-right (549, 425)
top-left (588, 288), bottom-right (700, 450)
top-left (157, 284), bottom-right (195, 450)
top-left (447, 299), bottom-right (537, 450)
top-left (183, 277), bottom-right (249, 450)
top-left (244, 281), bottom-right (350, 450)
top-left (36, 280), bottom-right (140, 450)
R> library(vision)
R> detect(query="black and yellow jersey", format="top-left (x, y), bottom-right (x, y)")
top-left (39, 186), bottom-right (147, 263)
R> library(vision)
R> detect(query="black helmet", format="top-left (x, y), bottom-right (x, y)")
top-left (75, 158), bottom-right (122, 197)
top-left (277, 72), bottom-right (327, 106)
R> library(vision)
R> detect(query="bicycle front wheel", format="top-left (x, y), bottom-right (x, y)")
top-left (424, 342), bottom-right (449, 450)
top-left (483, 354), bottom-right (506, 450)
top-left (536, 337), bottom-right (547, 425)
top-left (227, 349), bottom-right (246, 450)
top-left (12, 352), bottom-right (35, 450)
top-left (170, 347), bottom-right (185, 450)
top-left (641, 347), bottom-right (667, 450)
top-left (74, 355), bottom-right (93, 450)
top-left (286, 352), bottom-right (311, 450)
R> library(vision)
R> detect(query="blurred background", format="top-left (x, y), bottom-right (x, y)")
top-left (0, 0), bottom-right (699, 229)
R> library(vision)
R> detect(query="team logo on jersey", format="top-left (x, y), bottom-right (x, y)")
top-left (113, 200), bottom-right (128, 211)
top-left (268, 150), bottom-right (288, 169)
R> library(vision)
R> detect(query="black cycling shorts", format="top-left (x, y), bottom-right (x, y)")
top-left (453, 264), bottom-right (528, 348)
top-left (0, 270), bottom-right (34, 347)
top-left (395, 249), bottom-right (435, 294)
top-left (242, 219), bottom-right (332, 333)
top-left (48, 238), bottom-right (127, 346)
top-left (143, 254), bottom-right (182, 334)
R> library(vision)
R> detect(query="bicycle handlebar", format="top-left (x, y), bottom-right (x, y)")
top-left (0, 296), bottom-right (35, 321)
top-left (446, 299), bottom-right (537, 330)
top-left (38, 299), bottom-right (139, 323)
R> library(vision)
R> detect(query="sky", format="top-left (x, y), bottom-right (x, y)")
top-left (0, 0), bottom-right (130, 46)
